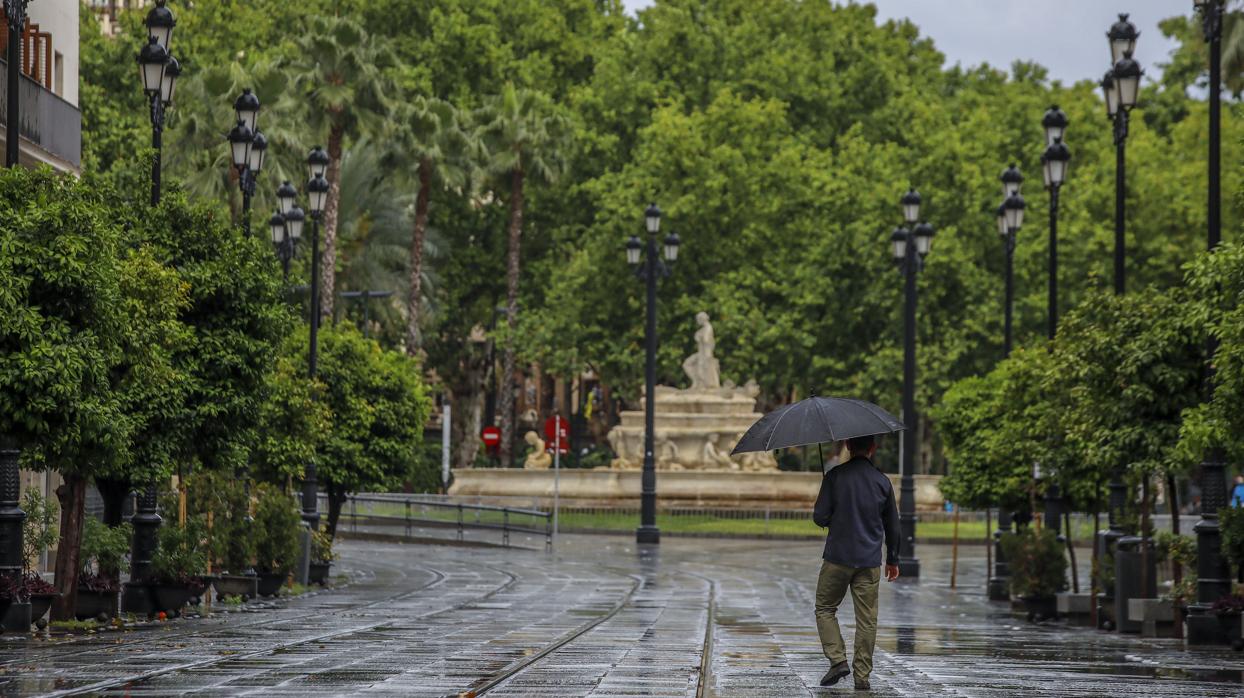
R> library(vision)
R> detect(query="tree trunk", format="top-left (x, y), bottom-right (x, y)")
top-left (51, 474), bottom-right (87, 622)
top-left (95, 477), bottom-right (130, 528)
top-left (1140, 475), bottom-right (1151, 601)
top-left (406, 163), bottom-right (432, 355)
top-left (453, 382), bottom-right (485, 470)
top-left (324, 482), bottom-right (347, 541)
top-left (320, 124), bottom-right (346, 323)
top-left (497, 168), bottom-right (524, 467)
top-left (1167, 472), bottom-right (1183, 639)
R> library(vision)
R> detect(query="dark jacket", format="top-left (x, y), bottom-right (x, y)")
top-left (813, 455), bottom-right (900, 568)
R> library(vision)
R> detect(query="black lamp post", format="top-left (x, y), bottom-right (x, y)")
top-left (1187, 0), bottom-right (1233, 646)
top-left (627, 203), bottom-right (680, 545)
top-left (227, 89), bottom-right (263, 237)
top-left (302, 148), bottom-right (330, 528)
top-left (999, 166), bottom-right (1025, 358)
top-left (1041, 107), bottom-right (1071, 537)
top-left (0, 0), bottom-right (31, 630)
top-left (137, 21), bottom-right (179, 207)
top-left (891, 188), bottom-right (934, 579)
top-left (4, 0), bottom-right (30, 167)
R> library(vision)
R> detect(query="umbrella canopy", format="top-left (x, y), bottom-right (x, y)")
top-left (731, 397), bottom-right (904, 455)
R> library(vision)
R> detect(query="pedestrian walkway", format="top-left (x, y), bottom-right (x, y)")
top-left (1, 536), bottom-right (1241, 696)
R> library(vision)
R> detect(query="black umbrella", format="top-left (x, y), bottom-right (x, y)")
top-left (731, 396), bottom-right (904, 455)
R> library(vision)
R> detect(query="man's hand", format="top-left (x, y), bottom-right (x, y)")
top-left (885, 564), bottom-right (900, 582)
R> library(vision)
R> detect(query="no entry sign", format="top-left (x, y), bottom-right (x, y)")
top-left (481, 426), bottom-right (501, 453)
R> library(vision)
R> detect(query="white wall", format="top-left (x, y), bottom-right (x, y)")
top-left (28, 0), bottom-right (78, 106)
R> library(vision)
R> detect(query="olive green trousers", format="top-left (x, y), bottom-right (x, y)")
top-left (814, 560), bottom-right (880, 680)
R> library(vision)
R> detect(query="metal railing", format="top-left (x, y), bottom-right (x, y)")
top-left (322, 493), bottom-right (552, 550)
top-left (0, 58), bottom-right (81, 169)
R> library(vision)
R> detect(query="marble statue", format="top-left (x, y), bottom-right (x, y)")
top-left (523, 431), bottom-right (552, 470)
top-left (682, 312), bottom-right (721, 392)
top-left (604, 311), bottom-right (778, 471)
top-left (702, 433), bottom-right (737, 470)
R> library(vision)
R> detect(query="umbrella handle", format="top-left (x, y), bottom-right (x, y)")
top-left (817, 443), bottom-right (824, 473)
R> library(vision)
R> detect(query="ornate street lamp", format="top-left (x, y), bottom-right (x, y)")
top-left (137, 36), bottom-right (177, 207)
top-left (1001, 189), bottom-right (1025, 358)
top-left (1000, 164), bottom-right (1024, 198)
top-left (227, 89), bottom-right (263, 237)
top-left (301, 157), bottom-right (331, 529)
top-left (628, 202), bottom-right (679, 545)
top-left (144, 0), bottom-right (175, 49)
top-left (1098, 23), bottom-right (1144, 606)
top-left (1041, 121), bottom-right (1072, 545)
top-left (889, 189), bottom-right (933, 579)
top-left (1188, 0), bottom-right (1233, 647)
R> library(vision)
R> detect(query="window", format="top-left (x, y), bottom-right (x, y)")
top-left (53, 51), bottom-right (63, 97)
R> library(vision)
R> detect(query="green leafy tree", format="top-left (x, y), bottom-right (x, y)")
top-left (290, 326), bottom-right (431, 538)
top-left (477, 84), bottom-right (572, 465)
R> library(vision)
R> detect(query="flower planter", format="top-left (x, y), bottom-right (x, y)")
top-left (213, 574), bottom-right (258, 602)
top-left (152, 584), bottom-right (193, 616)
top-left (74, 588), bottom-right (120, 621)
top-left (28, 592), bottom-right (58, 626)
top-left (256, 572), bottom-right (286, 598)
top-left (308, 562), bottom-right (331, 586)
top-left (1021, 595), bottom-right (1058, 623)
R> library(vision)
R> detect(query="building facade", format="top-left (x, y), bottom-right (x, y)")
top-left (0, 0), bottom-right (81, 173)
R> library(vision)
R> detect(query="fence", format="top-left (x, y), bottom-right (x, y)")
top-left (321, 493), bottom-right (552, 550)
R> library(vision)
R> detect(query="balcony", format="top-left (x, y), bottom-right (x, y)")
top-left (0, 57), bottom-right (81, 172)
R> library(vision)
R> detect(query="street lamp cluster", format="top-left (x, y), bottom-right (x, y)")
top-left (135, 0), bottom-right (181, 206)
top-left (273, 149), bottom-right (332, 528)
top-left (890, 189), bottom-right (935, 578)
top-left (227, 89), bottom-right (268, 237)
top-left (625, 204), bottom-right (680, 545)
top-left (1101, 13), bottom-right (1142, 297)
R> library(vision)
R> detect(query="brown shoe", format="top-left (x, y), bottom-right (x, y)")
top-left (854, 679), bottom-right (871, 690)
top-left (819, 661), bottom-right (850, 686)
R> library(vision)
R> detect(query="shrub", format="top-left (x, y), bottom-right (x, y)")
top-left (80, 517), bottom-right (131, 591)
top-left (311, 529), bottom-right (336, 564)
top-left (21, 489), bottom-right (59, 571)
top-left (1221, 506), bottom-right (1244, 578)
top-left (1000, 528), bottom-right (1067, 599)
top-left (150, 515), bottom-right (208, 584)
top-left (254, 484), bottom-right (301, 576)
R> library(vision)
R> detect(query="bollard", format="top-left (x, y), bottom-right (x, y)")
top-left (350, 497), bottom-right (357, 533)
top-left (503, 509), bottom-right (510, 547)
top-left (457, 503), bottom-right (464, 542)
top-left (405, 500), bottom-right (412, 539)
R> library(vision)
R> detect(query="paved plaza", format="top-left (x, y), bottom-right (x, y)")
top-left (2, 535), bottom-right (1242, 697)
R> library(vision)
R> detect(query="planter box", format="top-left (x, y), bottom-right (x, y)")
top-left (29, 593), bottom-right (58, 626)
top-left (1056, 592), bottom-right (1093, 625)
top-left (1020, 595), bottom-right (1058, 623)
top-left (75, 588), bottom-right (120, 621)
top-left (308, 562), bottom-right (331, 586)
top-left (213, 574), bottom-right (258, 602)
top-left (256, 572), bottom-right (286, 598)
top-left (1127, 598), bottom-right (1174, 638)
top-left (152, 584), bottom-right (193, 616)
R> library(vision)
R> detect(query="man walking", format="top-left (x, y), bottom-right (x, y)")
top-left (812, 434), bottom-right (900, 690)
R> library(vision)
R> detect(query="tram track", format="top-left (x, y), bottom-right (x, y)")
top-left (35, 558), bottom-right (521, 698)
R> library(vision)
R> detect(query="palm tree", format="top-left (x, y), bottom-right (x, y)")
top-left (392, 96), bottom-right (475, 354)
top-left (284, 16), bottom-right (395, 322)
top-left (476, 84), bottom-right (572, 466)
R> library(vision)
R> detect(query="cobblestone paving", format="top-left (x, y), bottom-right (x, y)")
top-left (2, 535), bottom-right (1242, 696)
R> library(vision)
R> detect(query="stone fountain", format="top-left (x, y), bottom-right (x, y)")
top-left (606, 312), bottom-right (777, 471)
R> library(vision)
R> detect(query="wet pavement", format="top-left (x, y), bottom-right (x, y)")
top-left (2, 535), bottom-right (1242, 696)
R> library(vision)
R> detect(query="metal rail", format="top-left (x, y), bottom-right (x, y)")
top-left (328, 493), bottom-right (553, 551)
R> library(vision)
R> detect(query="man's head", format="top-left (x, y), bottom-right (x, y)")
top-left (1236, 474), bottom-right (1244, 484)
top-left (846, 435), bottom-right (877, 458)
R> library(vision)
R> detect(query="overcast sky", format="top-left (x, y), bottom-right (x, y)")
top-left (620, 1), bottom-right (1187, 86)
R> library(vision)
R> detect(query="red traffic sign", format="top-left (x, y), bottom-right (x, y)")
top-left (481, 426), bottom-right (501, 451)
top-left (544, 415), bottom-right (569, 447)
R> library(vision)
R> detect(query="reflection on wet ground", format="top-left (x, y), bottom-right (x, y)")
top-left (0, 534), bottom-right (1240, 696)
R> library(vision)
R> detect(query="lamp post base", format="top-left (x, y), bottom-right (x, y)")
top-left (635, 526), bottom-right (660, 545)
top-left (898, 557), bottom-right (920, 579)
top-left (988, 576), bottom-right (1010, 601)
top-left (1186, 604), bottom-right (1236, 646)
top-left (120, 582), bottom-right (155, 617)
